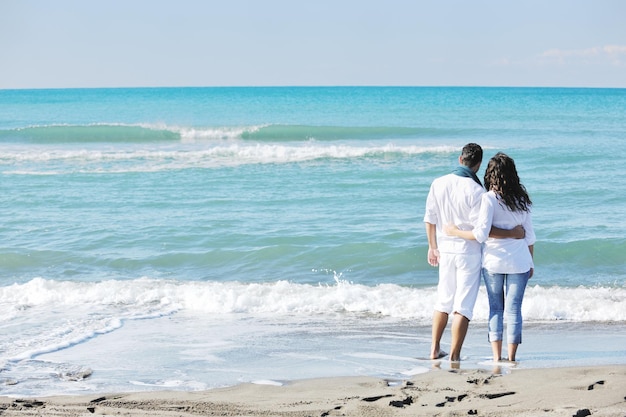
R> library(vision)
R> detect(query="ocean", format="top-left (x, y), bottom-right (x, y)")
top-left (1, 87), bottom-right (625, 396)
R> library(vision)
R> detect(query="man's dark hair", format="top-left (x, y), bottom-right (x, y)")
top-left (460, 143), bottom-right (483, 168)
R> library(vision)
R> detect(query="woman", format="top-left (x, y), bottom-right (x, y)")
top-left (446, 152), bottom-right (535, 362)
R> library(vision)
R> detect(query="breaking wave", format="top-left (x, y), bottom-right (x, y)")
top-left (0, 123), bottom-right (479, 144)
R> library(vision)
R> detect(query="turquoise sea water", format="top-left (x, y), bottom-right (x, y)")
top-left (1, 87), bottom-right (625, 396)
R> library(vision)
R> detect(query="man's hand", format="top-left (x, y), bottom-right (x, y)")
top-left (428, 248), bottom-right (440, 267)
top-left (489, 225), bottom-right (526, 239)
top-left (511, 225), bottom-right (525, 239)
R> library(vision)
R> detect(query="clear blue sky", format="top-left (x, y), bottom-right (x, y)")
top-left (1, 0), bottom-right (625, 89)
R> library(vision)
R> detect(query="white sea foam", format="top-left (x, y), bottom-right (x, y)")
top-left (9, 277), bottom-right (625, 380)
top-left (0, 142), bottom-right (456, 174)
top-left (175, 125), bottom-right (266, 142)
top-left (2, 278), bottom-right (624, 324)
top-left (251, 380), bottom-right (284, 386)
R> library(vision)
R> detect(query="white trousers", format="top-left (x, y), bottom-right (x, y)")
top-left (434, 252), bottom-right (481, 321)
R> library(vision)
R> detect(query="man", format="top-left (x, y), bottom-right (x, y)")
top-left (423, 143), bottom-right (522, 361)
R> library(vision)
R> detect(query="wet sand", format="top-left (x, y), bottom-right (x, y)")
top-left (1, 365), bottom-right (624, 416)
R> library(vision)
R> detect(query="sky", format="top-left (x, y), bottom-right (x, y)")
top-left (1, 0), bottom-right (625, 89)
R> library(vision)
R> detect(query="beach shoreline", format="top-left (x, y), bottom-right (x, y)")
top-left (1, 365), bottom-right (624, 417)
top-left (2, 86), bottom-right (625, 415)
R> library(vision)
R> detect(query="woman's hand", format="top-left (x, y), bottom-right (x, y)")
top-left (529, 268), bottom-right (534, 279)
top-left (444, 224), bottom-right (460, 236)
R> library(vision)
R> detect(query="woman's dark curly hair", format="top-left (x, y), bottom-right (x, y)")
top-left (483, 152), bottom-right (532, 212)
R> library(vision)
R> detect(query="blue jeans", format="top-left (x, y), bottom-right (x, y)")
top-left (483, 269), bottom-right (530, 345)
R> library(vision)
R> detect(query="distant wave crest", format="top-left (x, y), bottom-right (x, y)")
top-left (0, 123), bottom-right (473, 144)
top-left (1, 123), bottom-right (180, 143)
top-left (0, 126), bottom-right (458, 173)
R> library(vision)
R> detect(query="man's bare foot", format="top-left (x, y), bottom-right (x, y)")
top-left (431, 350), bottom-right (448, 360)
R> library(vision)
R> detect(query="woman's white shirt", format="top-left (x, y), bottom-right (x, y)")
top-left (473, 191), bottom-right (536, 274)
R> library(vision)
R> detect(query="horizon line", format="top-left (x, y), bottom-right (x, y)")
top-left (2, 84), bottom-right (626, 92)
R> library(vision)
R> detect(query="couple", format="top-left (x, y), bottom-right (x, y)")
top-left (423, 143), bottom-right (535, 363)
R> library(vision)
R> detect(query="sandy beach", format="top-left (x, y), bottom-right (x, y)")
top-left (1, 365), bottom-right (624, 417)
